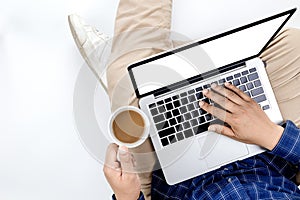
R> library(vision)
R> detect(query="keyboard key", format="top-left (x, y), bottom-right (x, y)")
top-left (240, 77), bottom-right (248, 84)
top-left (263, 105), bottom-right (270, 110)
top-left (193, 102), bottom-right (200, 109)
top-left (161, 138), bottom-right (169, 146)
top-left (187, 103), bottom-right (195, 111)
top-left (203, 98), bottom-right (210, 104)
top-left (188, 95), bottom-right (196, 102)
top-left (233, 79), bottom-right (241, 86)
top-left (253, 94), bottom-right (267, 103)
top-left (180, 92), bottom-right (187, 97)
top-left (199, 109), bottom-right (207, 115)
top-left (159, 127), bottom-right (175, 138)
top-left (188, 89), bottom-right (195, 95)
top-left (176, 132), bottom-right (184, 141)
top-left (184, 113), bottom-right (192, 120)
top-left (156, 121), bottom-right (169, 130)
top-left (193, 122), bottom-right (210, 135)
top-left (172, 109), bottom-right (180, 117)
top-left (153, 114), bottom-right (165, 123)
top-left (190, 119), bottom-right (198, 126)
top-left (150, 108), bottom-right (158, 116)
top-left (165, 111), bottom-right (172, 119)
top-left (172, 95), bottom-right (179, 100)
top-left (242, 70), bottom-right (249, 75)
top-left (234, 73), bottom-right (241, 78)
top-left (165, 97), bottom-right (172, 103)
top-left (169, 118), bottom-right (177, 126)
top-left (246, 82), bottom-right (254, 90)
top-left (251, 87), bottom-right (264, 97)
top-left (248, 72), bottom-right (259, 81)
top-left (149, 103), bottom-right (156, 109)
top-left (169, 135), bottom-right (177, 144)
top-left (205, 114), bottom-right (212, 121)
top-left (166, 103), bottom-right (173, 110)
top-left (176, 116), bottom-right (184, 123)
top-left (157, 106), bottom-right (166, 113)
top-left (173, 100), bottom-right (181, 108)
top-left (219, 78), bottom-right (226, 84)
top-left (239, 85), bottom-right (246, 92)
top-left (181, 97), bottom-right (188, 105)
top-left (254, 80), bottom-right (261, 87)
top-left (183, 121), bottom-right (191, 129)
top-left (226, 76), bottom-right (233, 81)
top-left (193, 126), bottom-right (200, 134)
top-left (184, 129), bottom-right (194, 138)
top-left (249, 67), bottom-right (257, 73)
top-left (245, 91), bottom-right (251, 97)
top-left (198, 116), bottom-right (205, 124)
top-left (196, 92), bottom-right (203, 100)
top-left (175, 124), bottom-right (183, 132)
top-left (157, 100), bottom-right (164, 105)
top-left (203, 84), bottom-right (210, 89)
top-left (180, 106), bottom-right (187, 114)
top-left (191, 110), bottom-right (199, 118)
top-left (196, 86), bottom-right (203, 92)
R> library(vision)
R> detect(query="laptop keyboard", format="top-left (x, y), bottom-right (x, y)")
top-left (148, 67), bottom-right (270, 147)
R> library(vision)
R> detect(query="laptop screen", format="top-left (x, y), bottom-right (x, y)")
top-left (128, 9), bottom-right (296, 98)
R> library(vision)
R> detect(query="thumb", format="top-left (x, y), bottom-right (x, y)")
top-left (208, 124), bottom-right (234, 137)
top-left (118, 146), bottom-right (134, 174)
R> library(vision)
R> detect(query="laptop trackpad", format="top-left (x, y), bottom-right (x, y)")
top-left (198, 131), bottom-right (249, 168)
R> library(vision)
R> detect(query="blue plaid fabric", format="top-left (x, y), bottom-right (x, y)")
top-left (113, 121), bottom-right (300, 200)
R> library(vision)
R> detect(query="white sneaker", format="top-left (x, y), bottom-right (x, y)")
top-left (68, 14), bottom-right (110, 92)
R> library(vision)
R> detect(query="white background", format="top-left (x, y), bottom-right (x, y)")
top-left (0, 0), bottom-right (300, 199)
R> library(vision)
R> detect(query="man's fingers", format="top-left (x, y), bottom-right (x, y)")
top-left (203, 87), bottom-right (238, 112)
top-left (113, 161), bottom-right (121, 170)
top-left (224, 82), bottom-right (252, 102)
top-left (103, 144), bottom-right (121, 179)
top-left (199, 100), bottom-right (232, 123)
top-left (104, 143), bottom-right (119, 169)
top-left (208, 124), bottom-right (235, 138)
top-left (210, 84), bottom-right (245, 105)
top-left (118, 146), bottom-right (135, 175)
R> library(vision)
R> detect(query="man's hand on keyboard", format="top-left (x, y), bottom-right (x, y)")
top-left (199, 82), bottom-right (284, 150)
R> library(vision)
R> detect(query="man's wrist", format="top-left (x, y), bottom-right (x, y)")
top-left (264, 124), bottom-right (284, 151)
top-left (115, 191), bottom-right (141, 200)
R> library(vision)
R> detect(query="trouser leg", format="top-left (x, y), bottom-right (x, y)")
top-left (261, 28), bottom-right (300, 127)
top-left (107, 1), bottom-right (173, 199)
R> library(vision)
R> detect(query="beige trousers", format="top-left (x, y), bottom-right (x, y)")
top-left (107, 0), bottom-right (300, 199)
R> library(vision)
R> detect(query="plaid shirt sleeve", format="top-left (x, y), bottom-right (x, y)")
top-left (272, 120), bottom-right (300, 167)
top-left (112, 192), bottom-right (145, 200)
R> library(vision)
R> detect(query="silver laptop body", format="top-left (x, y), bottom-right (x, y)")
top-left (128, 9), bottom-right (296, 185)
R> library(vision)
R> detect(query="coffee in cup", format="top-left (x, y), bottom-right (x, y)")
top-left (108, 106), bottom-right (150, 148)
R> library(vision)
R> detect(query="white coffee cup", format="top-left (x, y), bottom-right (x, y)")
top-left (108, 106), bottom-right (150, 148)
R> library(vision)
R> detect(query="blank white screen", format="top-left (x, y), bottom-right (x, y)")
top-left (131, 15), bottom-right (288, 96)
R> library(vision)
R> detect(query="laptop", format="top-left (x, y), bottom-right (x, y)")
top-left (127, 8), bottom-right (296, 185)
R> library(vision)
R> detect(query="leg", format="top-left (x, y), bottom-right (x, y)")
top-left (261, 28), bottom-right (300, 127)
top-left (262, 29), bottom-right (300, 185)
top-left (107, 1), bottom-right (173, 199)
top-left (107, 0), bottom-right (173, 104)
top-left (261, 28), bottom-right (300, 184)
